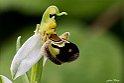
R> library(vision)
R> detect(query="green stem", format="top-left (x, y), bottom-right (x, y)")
top-left (30, 57), bottom-right (43, 83)
top-left (22, 74), bottom-right (30, 83)
top-left (16, 36), bottom-right (30, 83)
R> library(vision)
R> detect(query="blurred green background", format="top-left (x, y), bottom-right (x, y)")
top-left (0, 0), bottom-right (123, 83)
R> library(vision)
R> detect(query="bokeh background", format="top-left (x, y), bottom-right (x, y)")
top-left (0, 0), bottom-right (124, 83)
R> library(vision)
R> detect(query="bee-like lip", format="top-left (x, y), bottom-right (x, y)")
top-left (43, 41), bottom-right (62, 65)
top-left (68, 53), bottom-right (79, 62)
top-left (43, 39), bottom-right (80, 65)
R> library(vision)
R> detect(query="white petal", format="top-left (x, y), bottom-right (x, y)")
top-left (0, 75), bottom-right (12, 83)
top-left (10, 34), bottom-right (43, 80)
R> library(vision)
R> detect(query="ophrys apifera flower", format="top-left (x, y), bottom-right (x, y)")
top-left (10, 5), bottom-right (79, 81)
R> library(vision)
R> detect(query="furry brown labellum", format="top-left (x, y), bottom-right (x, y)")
top-left (42, 33), bottom-right (79, 65)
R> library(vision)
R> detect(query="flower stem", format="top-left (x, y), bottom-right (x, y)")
top-left (16, 36), bottom-right (30, 83)
top-left (22, 74), bottom-right (30, 83)
top-left (30, 57), bottom-right (43, 83)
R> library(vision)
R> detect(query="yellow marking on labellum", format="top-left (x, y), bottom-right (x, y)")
top-left (53, 42), bottom-right (66, 47)
top-left (48, 45), bottom-right (60, 57)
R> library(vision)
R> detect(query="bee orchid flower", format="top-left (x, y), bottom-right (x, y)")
top-left (10, 5), bottom-right (79, 82)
